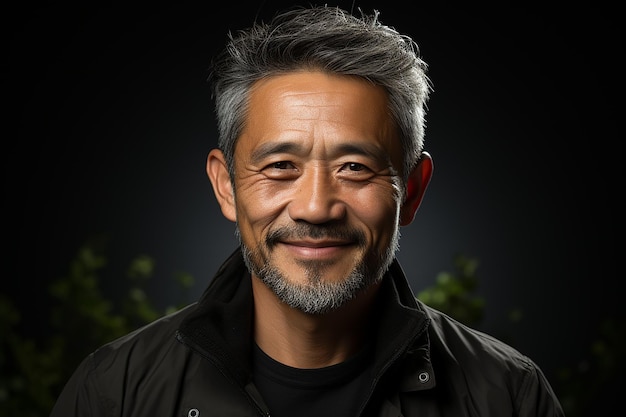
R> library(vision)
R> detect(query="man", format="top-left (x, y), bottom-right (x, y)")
top-left (50, 5), bottom-right (564, 416)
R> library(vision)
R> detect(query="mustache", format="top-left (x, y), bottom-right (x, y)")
top-left (266, 223), bottom-right (366, 248)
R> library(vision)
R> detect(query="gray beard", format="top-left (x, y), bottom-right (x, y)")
top-left (237, 224), bottom-right (400, 315)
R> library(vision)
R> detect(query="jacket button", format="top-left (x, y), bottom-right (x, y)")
top-left (418, 372), bottom-right (430, 383)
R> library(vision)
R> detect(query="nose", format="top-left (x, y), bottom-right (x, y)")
top-left (287, 165), bottom-right (346, 224)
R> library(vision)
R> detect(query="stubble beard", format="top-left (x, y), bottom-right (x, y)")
top-left (237, 222), bottom-right (400, 315)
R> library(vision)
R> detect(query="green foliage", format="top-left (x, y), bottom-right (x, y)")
top-left (416, 254), bottom-right (624, 416)
top-left (554, 317), bottom-right (626, 417)
top-left (0, 240), bottom-right (193, 416)
top-left (416, 254), bottom-right (485, 327)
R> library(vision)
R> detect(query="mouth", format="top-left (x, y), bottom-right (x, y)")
top-left (265, 224), bottom-right (366, 261)
top-left (278, 239), bottom-right (355, 260)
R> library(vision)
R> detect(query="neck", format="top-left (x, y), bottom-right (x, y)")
top-left (251, 276), bottom-right (380, 369)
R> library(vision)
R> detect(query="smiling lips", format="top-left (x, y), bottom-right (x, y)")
top-left (278, 239), bottom-right (354, 260)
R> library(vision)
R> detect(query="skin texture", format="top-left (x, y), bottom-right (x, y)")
top-left (207, 71), bottom-right (433, 368)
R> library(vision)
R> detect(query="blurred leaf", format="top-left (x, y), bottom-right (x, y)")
top-left (0, 238), bottom-right (187, 416)
top-left (127, 255), bottom-right (155, 281)
top-left (555, 317), bottom-right (626, 417)
top-left (416, 254), bottom-right (485, 326)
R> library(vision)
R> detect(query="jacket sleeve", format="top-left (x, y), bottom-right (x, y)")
top-left (49, 354), bottom-right (110, 417)
top-left (516, 359), bottom-right (565, 417)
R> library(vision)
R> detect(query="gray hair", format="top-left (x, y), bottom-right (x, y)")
top-left (208, 5), bottom-right (432, 184)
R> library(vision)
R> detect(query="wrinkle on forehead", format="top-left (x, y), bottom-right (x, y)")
top-left (240, 71), bottom-right (402, 169)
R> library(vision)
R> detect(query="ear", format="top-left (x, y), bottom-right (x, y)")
top-left (399, 152), bottom-right (433, 226)
top-left (206, 149), bottom-right (237, 222)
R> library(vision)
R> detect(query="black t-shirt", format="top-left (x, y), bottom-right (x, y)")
top-left (252, 342), bottom-right (374, 417)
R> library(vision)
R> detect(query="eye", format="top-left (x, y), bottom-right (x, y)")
top-left (262, 160), bottom-right (299, 180)
top-left (345, 162), bottom-right (367, 172)
top-left (337, 161), bottom-right (376, 181)
top-left (341, 162), bottom-right (370, 173)
top-left (269, 161), bottom-right (294, 170)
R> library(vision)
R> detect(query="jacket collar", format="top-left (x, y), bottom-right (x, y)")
top-left (178, 248), bottom-right (254, 385)
top-left (178, 247), bottom-right (435, 392)
top-left (372, 259), bottom-right (436, 392)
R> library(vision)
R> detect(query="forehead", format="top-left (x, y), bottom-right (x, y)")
top-left (237, 71), bottom-right (401, 162)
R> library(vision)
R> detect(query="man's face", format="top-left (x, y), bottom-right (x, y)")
top-left (226, 72), bottom-right (407, 314)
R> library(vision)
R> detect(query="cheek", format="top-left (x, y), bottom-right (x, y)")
top-left (235, 180), bottom-right (291, 230)
top-left (348, 187), bottom-right (400, 238)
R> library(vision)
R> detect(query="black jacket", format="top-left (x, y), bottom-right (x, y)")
top-left (50, 248), bottom-right (564, 416)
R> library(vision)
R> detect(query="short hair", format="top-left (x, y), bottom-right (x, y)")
top-left (209, 5), bottom-right (431, 184)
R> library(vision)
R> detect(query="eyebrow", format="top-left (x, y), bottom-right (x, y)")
top-left (250, 142), bottom-right (302, 164)
top-left (249, 141), bottom-right (390, 164)
top-left (333, 142), bottom-right (388, 162)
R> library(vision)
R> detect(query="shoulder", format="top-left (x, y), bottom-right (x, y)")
top-left (70, 302), bottom-right (199, 391)
top-left (422, 302), bottom-right (533, 371)
top-left (420, 302), bottom-right (548, 400)
top-left (91, 303), bottom-right (197, 368)
top-left (420, 302), bottom-right (563, 412)
top-left (51, 304), bottom-right (200, 416)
